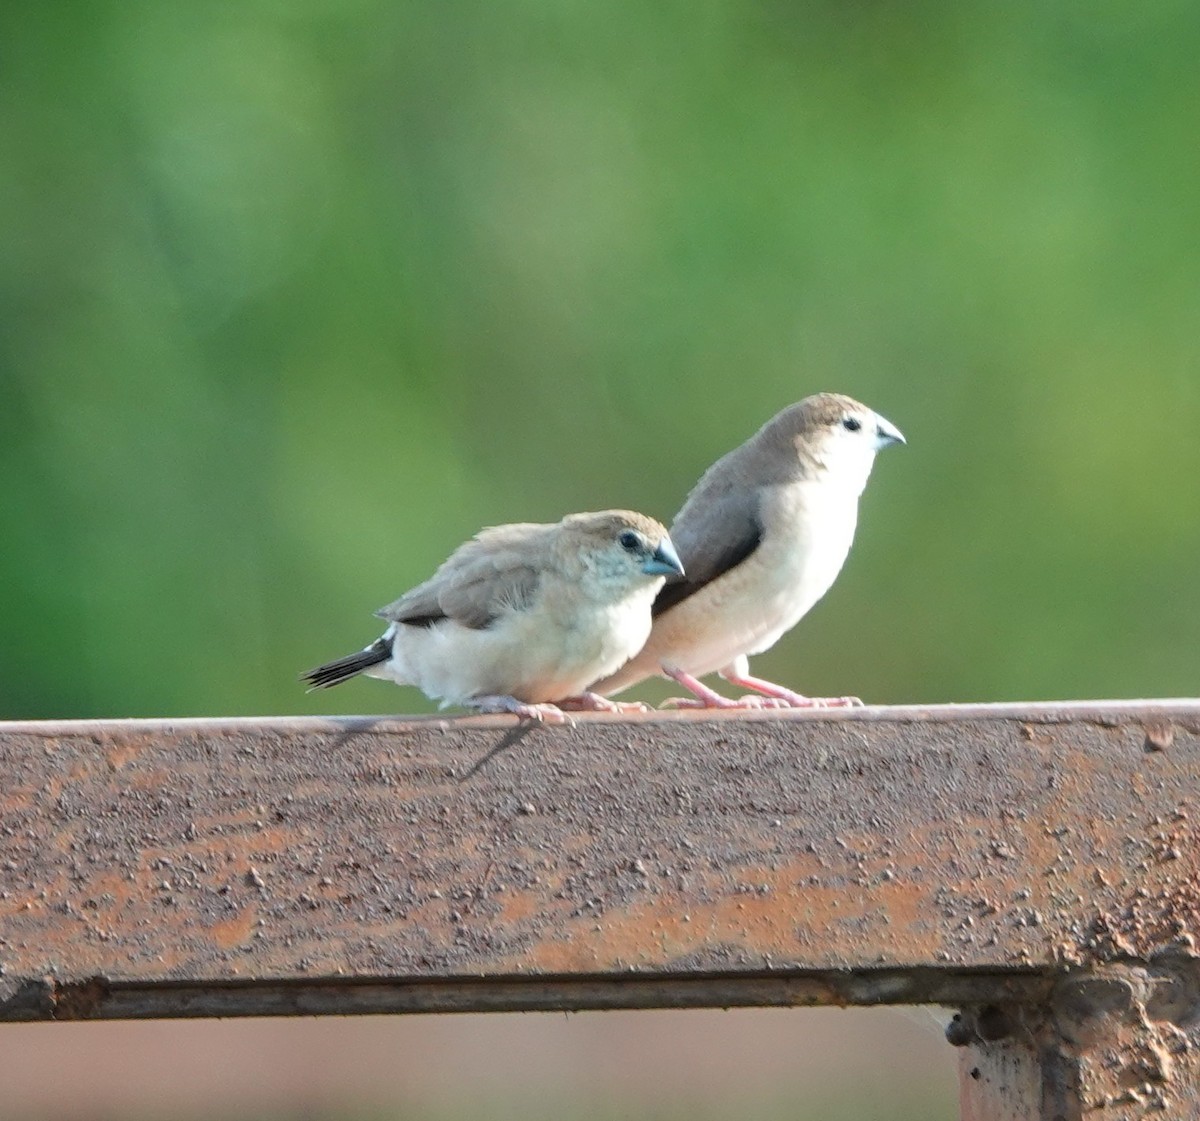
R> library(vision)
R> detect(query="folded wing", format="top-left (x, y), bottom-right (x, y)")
top-left (374, 523), bottom-right (553, 630)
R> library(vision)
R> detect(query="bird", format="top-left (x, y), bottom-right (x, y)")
top-left (591, 393), bottom-right (904, 709)
top-left (302, 510), bottom-right (684, 723)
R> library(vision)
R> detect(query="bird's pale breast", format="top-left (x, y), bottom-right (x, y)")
top-left (629, 481), bottom-right (859, 678)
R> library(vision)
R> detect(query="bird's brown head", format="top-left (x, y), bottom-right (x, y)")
top-left (559, 510), bottom-right (685, 592)
top-left (755, 392), bottom-right (905, 491)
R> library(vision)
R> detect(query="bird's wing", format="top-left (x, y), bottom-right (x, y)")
top-left (653, 484), bottom-right (763, 616)
top-left (375, 524), bottom-right (551, 630)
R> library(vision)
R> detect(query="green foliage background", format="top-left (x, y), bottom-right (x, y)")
top-left (3, 2), bottom-right (1198, 718)
top-left (5, 7), bottom-right (1196, 1120)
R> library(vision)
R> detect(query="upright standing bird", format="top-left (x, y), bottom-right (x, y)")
top-left (303, 510), bottom-right (684, 723)
top-left (592, 394), bottom-right (904, 708)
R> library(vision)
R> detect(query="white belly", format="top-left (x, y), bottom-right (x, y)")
top-left (370, 589), bottom-right (657, 705)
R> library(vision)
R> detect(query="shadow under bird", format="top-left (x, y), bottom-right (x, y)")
top-left (302, 510), bottom-right (684, 723)
top-left (592, 393), bottom-right (904, 708)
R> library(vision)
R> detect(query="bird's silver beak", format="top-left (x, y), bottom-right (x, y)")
top-left (643, 536), bottom-right (685, 578)
top-left (874, 415), bottom-right (906, 449)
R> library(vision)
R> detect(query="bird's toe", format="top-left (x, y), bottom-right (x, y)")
top-left (469, 695), bottom-right (574, 725)
top-left (815, 695), bottom-right (864, 709)
top-left (659, 696), bottom-right (704, 710)
top-left (735, 694), bottom-right (790, 709)
top-left (603, 700), bottom-right (650, 714)
top-left (557, 693), bottom-right (648, 715)
top-left (526, 702), bottom-right (573, 725)
top-left (659, 694), bottom-right (767, 711)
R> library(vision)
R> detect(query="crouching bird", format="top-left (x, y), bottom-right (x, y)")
top-left (302, 510), bottom-right (683, 723)
top-left (591, 393), bottom-right (904, 709)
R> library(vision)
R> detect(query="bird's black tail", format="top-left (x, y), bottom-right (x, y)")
top-left (302, 637), bottom-right (391, 689)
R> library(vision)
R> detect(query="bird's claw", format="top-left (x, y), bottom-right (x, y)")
top-left (720, 674), bottom-right (866, 709)
top-left (660, 694), bottom-right (779, 711)
top-left (660, 691), bottom-right (863, 711)
top-left (748, 693), bottom-right (863, 709)
top-left (762, 693), bottom-right (864, 709)
top-left (469, 696), bottom-right (574, 725)
top-left (526, 704), bottom-right (575, 725)
top-left (740, 695), bottom-right (793, 709)
top-left (658, 666), bottom-right (860, 711)
top-left (557, 692), bottom-right (649, 715)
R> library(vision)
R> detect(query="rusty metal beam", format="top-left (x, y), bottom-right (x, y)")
top-left (3, 703), bottom-right (1199, 1115)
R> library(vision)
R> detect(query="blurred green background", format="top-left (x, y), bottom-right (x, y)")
top-left (1, 2), bottom-right (1197, 1118)
top-left (3, 1), bottom-right (1199, 721)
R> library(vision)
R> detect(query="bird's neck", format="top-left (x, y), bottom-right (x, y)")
top-left (800, 454), bottom-right (876, 502)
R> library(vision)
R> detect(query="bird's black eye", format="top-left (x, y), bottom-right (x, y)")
top-left (842, 416), bottom-right (862, 432)
top-left (618, 530), bottom-right (641, 552)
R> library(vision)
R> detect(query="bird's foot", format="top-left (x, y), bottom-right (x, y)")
top-left (658, 667), bottom-right (786, 710)
top-left (467, 695), bottom-right (574, 725)
top-left (721, 672), bottom-right (863, 709)
top-left (557, 692), bottom-right (649, 714)
top-left (661, 693), bottom-right (788, 710)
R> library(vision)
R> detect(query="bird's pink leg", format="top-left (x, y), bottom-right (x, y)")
top-left (719, 664), bottom-right (862, 709)
top-left (557, 692), bottom-right (649, 714)
top-left (659, 667), bottom-right (787, 710)
top-left (467, 695), bottom-right (573, 724)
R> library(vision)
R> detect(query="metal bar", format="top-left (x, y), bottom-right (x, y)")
top-left (5, 968), bottom-right (1051, 1022)
top-left (2, 704), bottom-right (1197, 1016)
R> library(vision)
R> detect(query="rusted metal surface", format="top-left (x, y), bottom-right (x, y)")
top-left (8, 969), bottom-right (1052, 1023)
top-left (953, 960), bottom-right (1200, 1119)
top-left (1, 702), bottom-right (1198, 1042)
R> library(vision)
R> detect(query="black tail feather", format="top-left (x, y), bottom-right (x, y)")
top-left (302, 637), bottom-right (391, 690)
